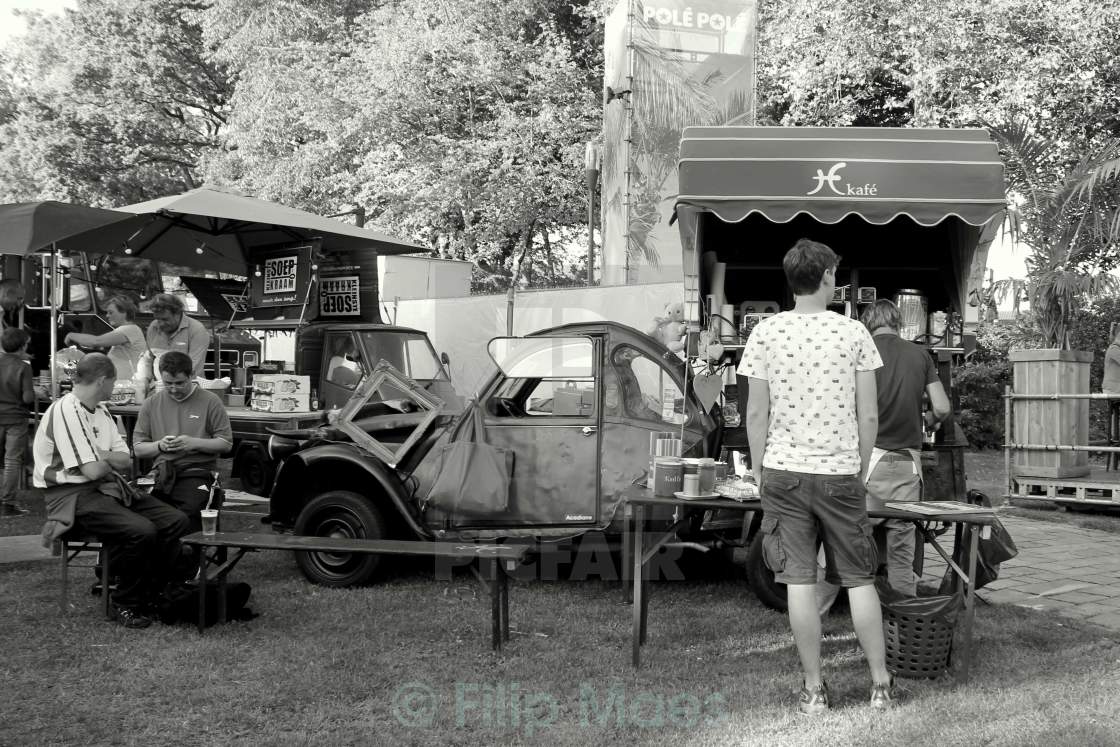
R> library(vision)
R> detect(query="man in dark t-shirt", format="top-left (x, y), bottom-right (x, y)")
top-left (818, 300), bottom-right (950, 603)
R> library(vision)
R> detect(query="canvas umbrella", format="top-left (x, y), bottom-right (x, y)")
top-left (52, 186), bottom-right (423, 275)
top-left (0, 201), bottom-right (138, 396)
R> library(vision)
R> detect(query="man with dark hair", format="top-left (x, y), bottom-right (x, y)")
top-left (0, 278), bottom-right (26, 332)
top-left (146, 293), bottom-right (210, 378)
top-left (739, 238), bottom-right (894, 713)
top-left (0, 327), bottom-right (40, 516)
top-left (34, 353), bottom-right (189, 628)
top-left (818, 299), bottom-right (951, 603)
top-left (133, 351), bottom-right (232, 531)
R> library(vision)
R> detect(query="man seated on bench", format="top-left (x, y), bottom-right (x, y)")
top-left (35, 353), bottom-right (189, 629)
top-left (132, 351), bottom-right (233, 534)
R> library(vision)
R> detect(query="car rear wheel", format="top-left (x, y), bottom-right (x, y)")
top-left (746, 532), bottom-right (788, 612)
top-left (294, 490), bottom-right (386, 587)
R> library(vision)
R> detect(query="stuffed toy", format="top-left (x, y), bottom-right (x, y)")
top-left (646, 302), bottom-right (686, 353)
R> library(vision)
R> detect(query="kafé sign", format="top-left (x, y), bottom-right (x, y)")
top-left (249, 244), bottom-right (313, 310)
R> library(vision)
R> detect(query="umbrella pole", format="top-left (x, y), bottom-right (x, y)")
top-left (49, 244), bottom-right (59, 399)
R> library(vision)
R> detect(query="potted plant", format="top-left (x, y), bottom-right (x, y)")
top-left (990, 121), bottom-right (1120, 478)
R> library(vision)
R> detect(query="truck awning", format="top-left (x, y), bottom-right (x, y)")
top-left (676, 126), bottom-right (1006, 227)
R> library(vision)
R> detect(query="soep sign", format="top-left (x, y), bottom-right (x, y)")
top-left (250, 244), bottom-right (313, 310)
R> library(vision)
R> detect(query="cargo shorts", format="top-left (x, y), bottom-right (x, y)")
top-left (759, 467), bottom-right (878, 587)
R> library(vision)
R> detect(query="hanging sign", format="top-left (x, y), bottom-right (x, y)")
top-left (319, 275), bottom-right (361, 317)
top-left (249, 244), bottom-right (313, 310)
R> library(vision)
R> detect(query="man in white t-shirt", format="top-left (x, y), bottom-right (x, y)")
top-left (35, 353), bottom-right (189, 629)
top-left (739, 238), bottom-right (894, 713)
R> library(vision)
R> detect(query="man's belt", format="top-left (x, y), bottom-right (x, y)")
top-left (878, 451), bottom-right (915, 463)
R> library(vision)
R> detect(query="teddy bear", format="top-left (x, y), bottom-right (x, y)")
top-left (646, 301), bottom-right (687, 353)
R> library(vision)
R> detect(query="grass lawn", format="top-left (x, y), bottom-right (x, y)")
top-left (4, 510), bottom-right (1120, 747)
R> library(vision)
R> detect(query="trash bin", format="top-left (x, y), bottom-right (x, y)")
top-left (879, 581), bottom-right (962, 679)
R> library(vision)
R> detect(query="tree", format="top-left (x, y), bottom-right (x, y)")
top-left (0, 0), bottom-right (231, 206)
top-left (990, 120), bottom-right (1120, 348)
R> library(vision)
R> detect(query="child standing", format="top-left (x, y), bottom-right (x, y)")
top-left (0, 327), bottom-right (37, 517)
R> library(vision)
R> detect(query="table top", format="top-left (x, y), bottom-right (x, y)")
top-left (109, 403), bottom-right (323, 424)
top-left (623, 486), bottom-right (996, 525)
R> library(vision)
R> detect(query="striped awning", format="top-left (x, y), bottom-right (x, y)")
top-left (676, 126), bottom-right (1006, 227)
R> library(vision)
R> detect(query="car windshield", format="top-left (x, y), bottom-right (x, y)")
top-left (356, 331), bottom-right (446, 381)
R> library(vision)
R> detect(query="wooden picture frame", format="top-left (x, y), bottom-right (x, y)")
top-left (336, 360), bottom-right (445, 468)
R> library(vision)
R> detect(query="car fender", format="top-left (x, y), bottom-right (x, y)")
top-left (267, 442), bottom-right (430, 538)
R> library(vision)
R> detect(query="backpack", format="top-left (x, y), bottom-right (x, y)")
top-left (158, 581), bottom-right (257, 627)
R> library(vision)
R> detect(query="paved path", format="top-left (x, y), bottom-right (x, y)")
top-left (3, 509), bottom-right (1119, 632)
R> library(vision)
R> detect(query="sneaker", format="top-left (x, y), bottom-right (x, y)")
top-left (798, 681), bottom-right (830, 715)
top-left (870, 677), bottom-right (895, 709)
top-left (0, 501), bottom-right (28, 517)
top-left (113, 605), bottom-right (152, 629)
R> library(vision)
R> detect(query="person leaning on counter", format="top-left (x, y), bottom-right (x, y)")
top-left (146, 293), bottom-right (210, 378)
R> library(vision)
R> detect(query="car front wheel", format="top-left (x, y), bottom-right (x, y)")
top-left (293, 490), bottom-right (386, 587)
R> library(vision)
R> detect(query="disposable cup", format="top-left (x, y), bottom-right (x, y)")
top-left (200, 509), bottom-right (219, 536)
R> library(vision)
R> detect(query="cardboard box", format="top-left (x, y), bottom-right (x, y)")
top-left (251, 393), bottom-right (311, 413)
top-left (252, 373), bottom-right (311, 395)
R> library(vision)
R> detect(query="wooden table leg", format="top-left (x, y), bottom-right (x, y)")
top-left (217, 557), bottom-right (228, 625)
top-left (956, 524), bottom-right (980, 684)
top-left (621, 502), bottom-right (632, 603)
top-left (631, 503), bottom-right (645, 668)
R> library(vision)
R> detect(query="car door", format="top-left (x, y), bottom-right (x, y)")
top-left (475, 335), bottom-right (602, 527)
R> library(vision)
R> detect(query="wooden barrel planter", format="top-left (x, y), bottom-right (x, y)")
top-left (1010, 349), bottom-right (1092, 478)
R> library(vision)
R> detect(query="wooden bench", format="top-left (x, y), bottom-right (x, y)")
top-left (180, 531), bottom-right (530, 650)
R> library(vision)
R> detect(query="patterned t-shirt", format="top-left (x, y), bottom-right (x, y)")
top-left (737, 311), bottom-right (882, 474)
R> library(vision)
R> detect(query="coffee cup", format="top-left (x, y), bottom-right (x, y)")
top-left (682, 473), bottom-right (700, 496)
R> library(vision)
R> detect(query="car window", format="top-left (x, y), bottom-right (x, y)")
top-left (487, 376), bottom-right (596, 418)
top-left (325, 334), bottom-right (363, 390)
top-left (610, 345), bottom-right (685, 425)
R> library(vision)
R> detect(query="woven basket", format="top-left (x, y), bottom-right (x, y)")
top-left (882, 595), bottom-right (958, 679)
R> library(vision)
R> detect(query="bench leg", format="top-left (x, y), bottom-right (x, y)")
top-left (489, 558), bottom-right (501, 652)
top-left (197, 549), bottom-right (208, 634)
top-left (101, 548), bottom-right (112, 621)
top-left (500, 562), bottom-right (510, 643)
top-left (59, 541), bottom-right (68, 614)
top-left (631, 504), bottom-right (645, 668)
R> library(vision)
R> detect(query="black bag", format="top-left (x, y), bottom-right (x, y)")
top-left (157, 582), bottom-right (256, 627)
top-left (938, 490), bottom-right (1018, 594)
top-left (424, 400), bottom-right (511, 516)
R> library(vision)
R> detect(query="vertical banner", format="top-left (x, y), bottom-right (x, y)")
top-left (601, 0), bottom-right (759, 286)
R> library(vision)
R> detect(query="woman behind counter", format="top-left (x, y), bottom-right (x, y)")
top-left (64, 295), bottom-right (146, 380)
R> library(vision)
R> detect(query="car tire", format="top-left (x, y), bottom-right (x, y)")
top-left (236, 445), bottom-right (275, 496)
top-left (294, 491), bottom-right (386, 587)
top-left (746, 532), bottom-right (788, 612)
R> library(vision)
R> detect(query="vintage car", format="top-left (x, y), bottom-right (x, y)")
top-left (264, 321), bottom-right (730, 586)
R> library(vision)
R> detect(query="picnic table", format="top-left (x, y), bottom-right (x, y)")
top-left (622, 487), bottom-right (997, 681)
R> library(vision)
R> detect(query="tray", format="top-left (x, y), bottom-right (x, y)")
top-left (674, 491), bottom-right (721, 501)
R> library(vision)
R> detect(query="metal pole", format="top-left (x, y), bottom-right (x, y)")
top-left (49, 244), bottom-right (59, 399)
top-left (1004, 385), bottom-right (1012, 500)
top-left (1003, 442), bottom-right (1120, 453)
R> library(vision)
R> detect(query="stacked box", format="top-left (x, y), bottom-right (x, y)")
top-left (252, 373), bottom-right (312, 395)
top-left (251, 393), bottom-right (311, 413)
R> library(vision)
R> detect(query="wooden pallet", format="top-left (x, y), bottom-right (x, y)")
top-left (1011, 469), bottom-right (1120, 505)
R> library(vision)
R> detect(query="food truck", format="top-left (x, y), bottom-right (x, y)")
top-left (673, 125), bottom-right (1007, 607)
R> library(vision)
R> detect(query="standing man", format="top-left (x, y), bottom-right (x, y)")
top-left (132, 351), bottom-right (232, 532)
top-left (146, 293), bottom-right (211, 378)
top-left (740, 238), bottom-right (894, 713)
top-left (818, 299), bottom-right (951, 602)
top-left (34, 353), bottom-right (189, 628)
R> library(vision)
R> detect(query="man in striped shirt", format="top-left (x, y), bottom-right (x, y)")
top-left (35, 353), bottom-right (188, 628)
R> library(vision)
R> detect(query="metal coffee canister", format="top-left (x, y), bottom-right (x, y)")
top-left (894, 289), bottom-right (928, 342)
top-left (653, 458), bottom-right (683, 497)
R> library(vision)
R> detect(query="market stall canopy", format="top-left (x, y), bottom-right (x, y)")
top-left (0, 201), bottom-right (134, 255)
top-left (674, 126), bottom-right (1008, 318)
top-left (52, 187), bottom-right (424, 275)
top-left (675, 126), bottom-right (1007, 227)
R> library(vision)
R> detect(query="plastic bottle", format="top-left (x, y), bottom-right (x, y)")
top-left (132, 351), bottom-right (152, 405)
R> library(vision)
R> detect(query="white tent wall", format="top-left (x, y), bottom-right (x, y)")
top-left (384, 282), bottom-right (685, 395)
